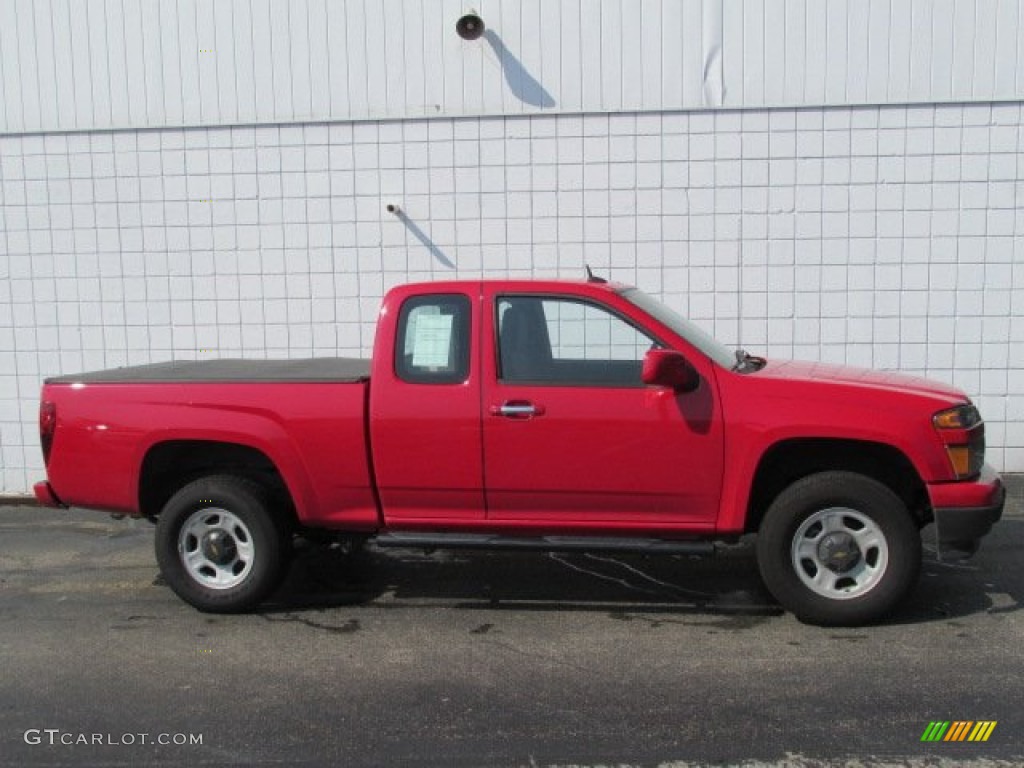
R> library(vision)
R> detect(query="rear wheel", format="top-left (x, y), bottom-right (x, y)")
top-left (155, 475), bottom-right (291, 613)
top-left (756, 471), bottom-right (921, 626)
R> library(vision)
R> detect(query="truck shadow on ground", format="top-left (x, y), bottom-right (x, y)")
top-left (261, 519), bottom-right (1023, 626)
top-left (265, 538), bottom-right (781, 622)
top-left (887, 518), bottom-right (1023, 625)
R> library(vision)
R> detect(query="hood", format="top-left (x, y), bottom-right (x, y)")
top-left (755, 359), bottom-right (966, 402)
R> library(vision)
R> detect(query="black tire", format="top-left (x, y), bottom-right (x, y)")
top-left (155, 475), bottom-right (291, 613)
top-left (756, 471), bottom-right (921, 626)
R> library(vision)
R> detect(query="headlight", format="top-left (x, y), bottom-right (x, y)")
top-left (933, 404), bottom-right (981, 430)
top-left (933, 404), bottom-right (984, 479)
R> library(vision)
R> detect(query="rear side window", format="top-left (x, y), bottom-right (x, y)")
top-left (395, 294), bottom-right (471, 384)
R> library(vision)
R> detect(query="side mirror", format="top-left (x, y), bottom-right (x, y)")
top-left (642, 349), bottom-right (700, 393)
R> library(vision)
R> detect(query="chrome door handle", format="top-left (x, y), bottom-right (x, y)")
top-left (490, 401), bottom-right (546, 418)
top-left (499, 404), bottom-right (536, 416)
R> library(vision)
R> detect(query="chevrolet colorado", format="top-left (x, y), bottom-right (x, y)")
top-left (34, 278), bottom-right (1004, 625)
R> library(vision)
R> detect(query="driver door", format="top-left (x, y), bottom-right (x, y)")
top-left (481, 290), bottom-right (723, 526)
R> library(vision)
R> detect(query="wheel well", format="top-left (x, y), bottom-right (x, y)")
top-left (745, 439), bottom-right (929, 533)
top-left (139, 440), bottom-right (296, 526)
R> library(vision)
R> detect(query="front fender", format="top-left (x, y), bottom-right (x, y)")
top-left (715, 387), bottom-right (948, 534)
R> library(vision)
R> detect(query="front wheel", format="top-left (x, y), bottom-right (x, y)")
top-left (756, 471), bottom-right (921, 626)
top-left (155, 475), bottom-right (291, 613)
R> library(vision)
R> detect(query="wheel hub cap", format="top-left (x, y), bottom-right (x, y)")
top-left (178, 508), bottom-right (255, 590)
top-left (816, 531), bottom-right (861, 573)
top-left (201, 529), bottom-right (237, 565)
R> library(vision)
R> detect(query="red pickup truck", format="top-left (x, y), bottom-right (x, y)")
top-left (34, 278), bottom-right (1004, 625)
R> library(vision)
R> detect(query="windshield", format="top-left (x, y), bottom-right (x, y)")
top-left (619, 288), bottom-right (738, 369)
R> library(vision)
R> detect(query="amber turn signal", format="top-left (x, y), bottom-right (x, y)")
top-left (933, 405), bottom-right (981, 430)
top-left (945, 445), bottom-right (972, 478)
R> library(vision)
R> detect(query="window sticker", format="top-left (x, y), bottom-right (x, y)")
top-left (411, 314), bottom-right (454, 368)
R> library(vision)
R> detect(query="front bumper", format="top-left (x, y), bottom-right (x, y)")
top-left (927, 465), bottom-right (1005, 546)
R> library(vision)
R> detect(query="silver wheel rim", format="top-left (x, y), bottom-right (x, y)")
top-left (791, 507), bottom-right (888, 601)
top-left (178, 508), bottom-right (255, 590)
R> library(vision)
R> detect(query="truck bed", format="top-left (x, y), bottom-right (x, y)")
top-left (45, 357), bottom-right (372, 384)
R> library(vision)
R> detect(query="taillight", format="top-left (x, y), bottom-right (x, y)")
top-left (40, 401), bottom-right (56, 465)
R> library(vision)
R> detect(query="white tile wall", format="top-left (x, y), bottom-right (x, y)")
top-left (1, 101), bottom-right (1023, 492)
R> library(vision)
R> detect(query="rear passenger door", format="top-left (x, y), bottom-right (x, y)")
top-left (481, 290), bottom-right (722, 526)
top-left (369, 291), bottom-right (485, 520)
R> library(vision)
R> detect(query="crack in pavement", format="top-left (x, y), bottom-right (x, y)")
top-left (547, 552), bottom-right (676, 599)
top-left (260, 613), bottom-right (361, 635)
top-left (483, 637), bottom-right (598, 674)
top-left (583, 553), bottom-right (718, 600)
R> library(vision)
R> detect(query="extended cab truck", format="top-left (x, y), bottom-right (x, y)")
top-left (35, 279), bottom-right (1005, 625)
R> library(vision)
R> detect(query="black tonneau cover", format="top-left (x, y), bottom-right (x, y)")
top-left (45, 358), bottom-right (372, 384)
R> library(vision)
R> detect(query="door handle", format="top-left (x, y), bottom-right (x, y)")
top-left (490, 401), bottom-right (546, 418)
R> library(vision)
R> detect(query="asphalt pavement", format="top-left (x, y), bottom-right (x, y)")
top-left (1, 488), bottom-right (1022, 767)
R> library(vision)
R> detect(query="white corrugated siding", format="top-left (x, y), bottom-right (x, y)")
top-left (2, 0), bottom-right (1023, 134)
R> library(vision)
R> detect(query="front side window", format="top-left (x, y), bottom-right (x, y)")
top-left (396, 294), bottom-right (471, 384)
top-left (497, 296), bottom-right (657, 386)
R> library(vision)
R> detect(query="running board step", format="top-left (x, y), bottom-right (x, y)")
top-left (374, 532), bottom-right (715, 555)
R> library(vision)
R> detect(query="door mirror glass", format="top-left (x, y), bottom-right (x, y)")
top-left (641, 349), bottom-right (699, 393)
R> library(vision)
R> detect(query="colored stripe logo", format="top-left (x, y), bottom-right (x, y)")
top-left (921, 721), bottom-right (997, 742)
